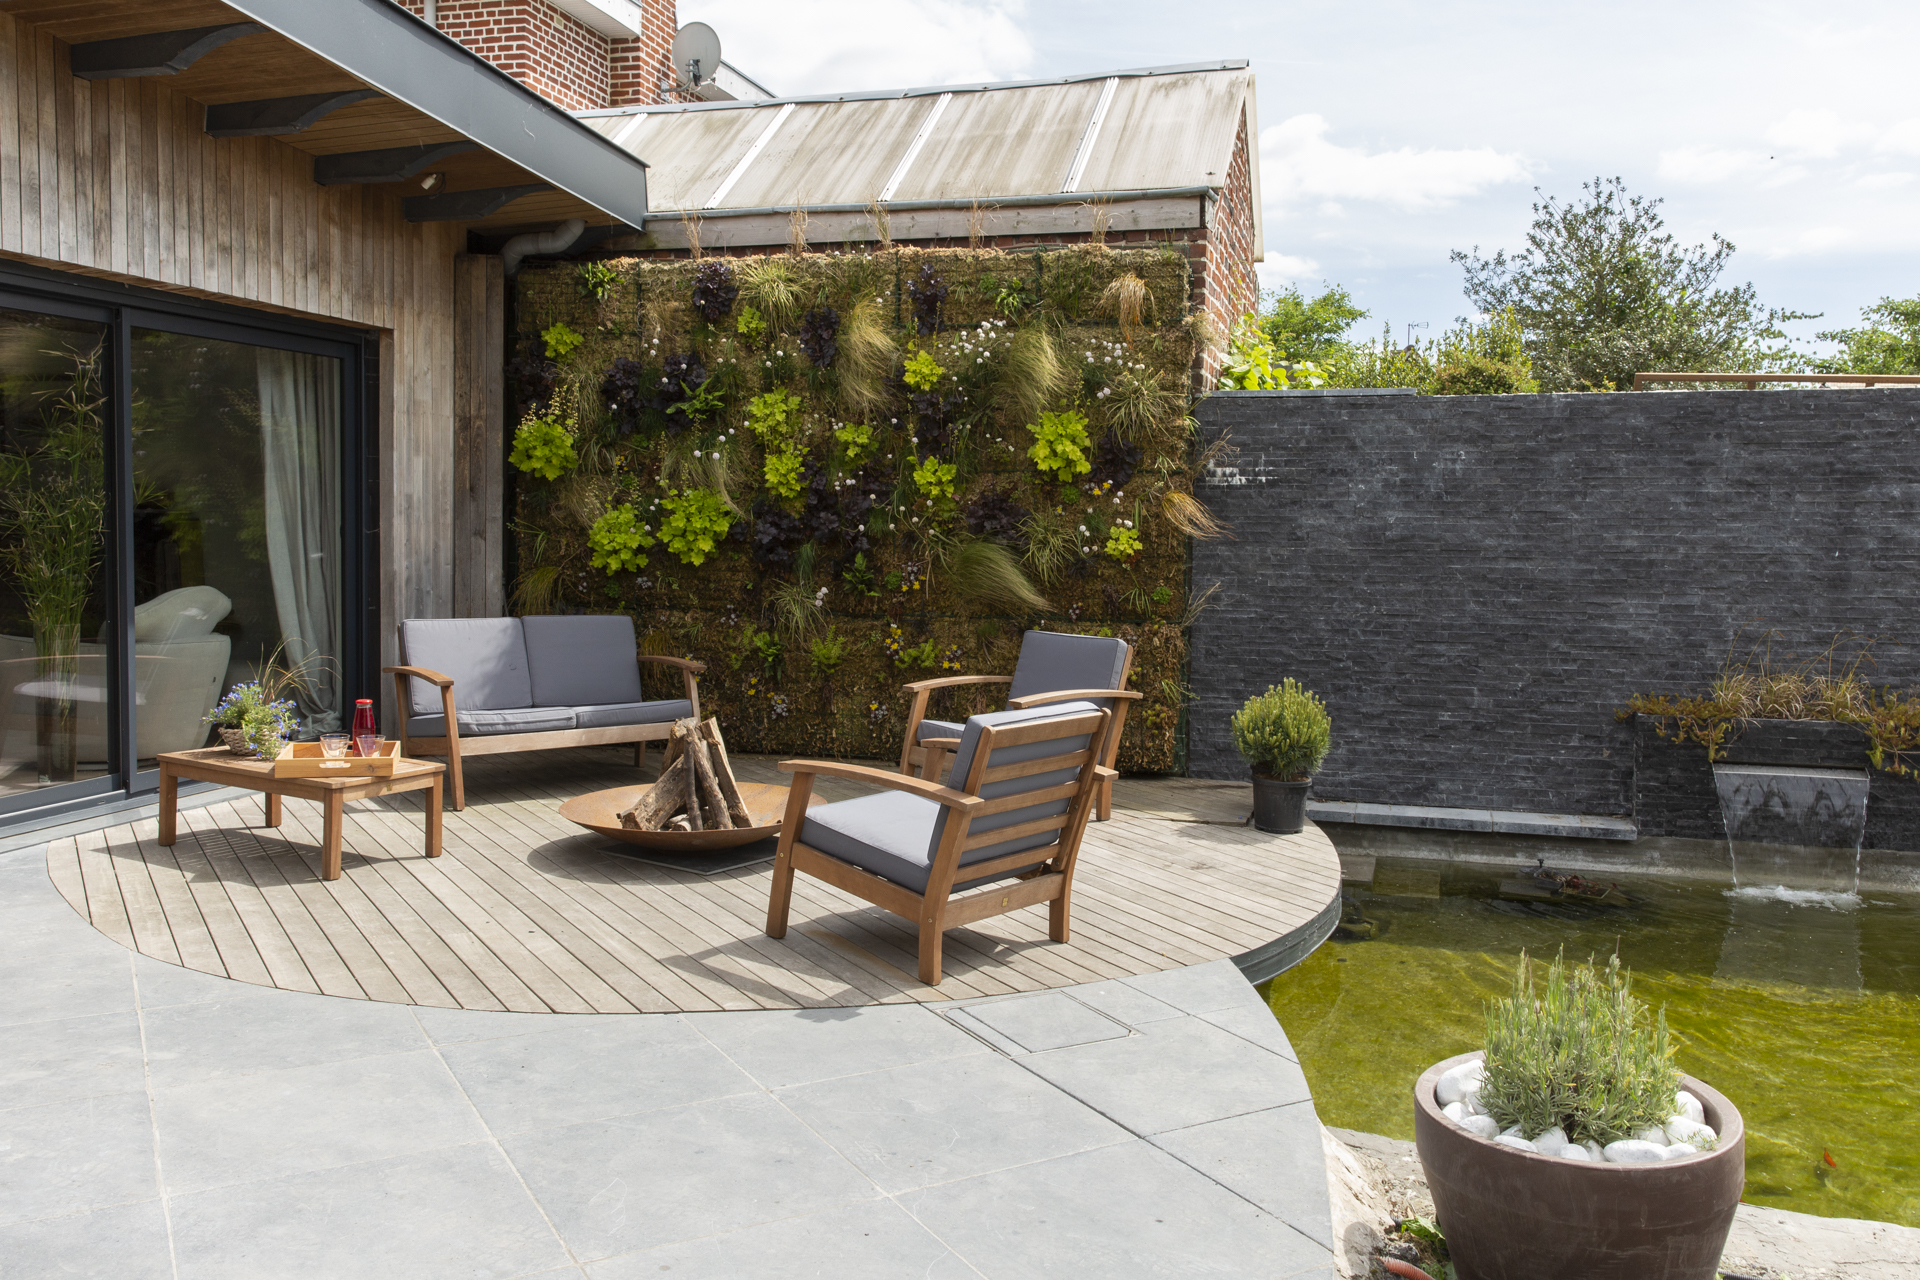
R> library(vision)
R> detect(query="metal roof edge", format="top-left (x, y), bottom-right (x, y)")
top-left (221, 0), bottom-right (649, 225)
top-left (574, 59), bottom-right (1253, 119)
top-left (655, 187), bottom-right (1215, 220)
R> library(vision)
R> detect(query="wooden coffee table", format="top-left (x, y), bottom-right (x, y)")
top-left (156, 747), bottom-right (445, 881)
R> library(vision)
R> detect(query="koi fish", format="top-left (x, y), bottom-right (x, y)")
top-left (1823, 1149), bottom-right (1837, 1168)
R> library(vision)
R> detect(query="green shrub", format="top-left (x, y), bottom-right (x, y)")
top-left (541, 322), bottom-right (583, 362)
top-left (587, 503), bottom-right (653, 574)
top-left (902, 347), bottom-right (944, 391)
top-left (764, 448), bottom-right (806, 501)
top-left (1480, 950), bottom-right (1682, 1146)
top-left (1028, 408), bottom-right (1092, 483)
top-left (1217, 318), bottom-right (1287, 390)
top-left (746, 389), bottom-right (802, 445)
top-left (509, 410), bottom-right (577, 481)
top-left (1230, 678), bottom-right (1331, 779)
top-left (912, 455), bottom-right (956, 502)
top-left (657, 487), bottom-right (734, 565)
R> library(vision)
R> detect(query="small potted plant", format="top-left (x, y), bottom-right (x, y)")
top-left (1229, 678), bottom-right (1330, 834)
top-left (1412, 950), bottom-right (1745, 1280)
top-left (205, 683), bottom-right (297, 758)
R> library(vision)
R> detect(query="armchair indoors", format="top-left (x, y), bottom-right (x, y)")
top-left (899, 629), bottom-right (1136, 820)
top-left (768, 702), bottom-right (1114, 986)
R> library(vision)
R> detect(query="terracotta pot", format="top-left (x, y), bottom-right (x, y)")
top-left (1413, 1051), bottom-right (1744, 1280)
top-left (1250, 773), bottom-right (1310, 834)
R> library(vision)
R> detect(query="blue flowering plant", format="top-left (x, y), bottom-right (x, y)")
top-left (205, 681), bottom-right (300, 757)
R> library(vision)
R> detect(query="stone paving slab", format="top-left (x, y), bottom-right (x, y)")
top-left (0, 839), bottom-right (1334, 1277)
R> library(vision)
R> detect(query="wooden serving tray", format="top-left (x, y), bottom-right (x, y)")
top-left (272, 739), bottom-right (400, 778)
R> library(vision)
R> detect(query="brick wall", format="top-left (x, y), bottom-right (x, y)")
top-left (1194, 108), bottom-right (1258, 387)
top-left (396, 0), bottom-right (680, 110)
top-left (1186, 389), bottom-right (1920, 822)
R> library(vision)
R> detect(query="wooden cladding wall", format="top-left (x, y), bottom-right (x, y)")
top-left (0, 13), bottom-right (465, 712)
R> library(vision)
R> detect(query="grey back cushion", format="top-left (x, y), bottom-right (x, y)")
top-left (400, 618), bottom-right (532, 715)
top-left (929, 702), bottom-right (1102, 865)
top-left (1006, 631), bottom-right (1130, 705)
top-left (521, 615), bottom-right (644, 708)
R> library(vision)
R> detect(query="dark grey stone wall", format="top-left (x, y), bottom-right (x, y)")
top-left (1188, 388), bottom-right (1920, 826)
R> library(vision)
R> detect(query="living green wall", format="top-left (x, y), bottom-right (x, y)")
top-left (508, 245), bottom-right (1212, 772)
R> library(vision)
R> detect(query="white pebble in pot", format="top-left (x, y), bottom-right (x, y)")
top-left (1664, 1143), bottom-right (1702, 1160)
top-left (1533, 1126), bottom-right (1568, 1152)
top-left (1558, 1144), bottom-right (1593, 1161)
top-left (1460, 1114), bottom-right (1500, 1139)
top-left (1603, 1139), bottom-right (1670, 1163)
top-left (1494, 1134), bottom-right (1538, 1153)
top-left (1634, 1126), bottom-right (1670, 1145)
top-left (1665, 1118), bottom-right (1717, 1148)
top-left (1674, 1090), bottom-right (1706, 1125)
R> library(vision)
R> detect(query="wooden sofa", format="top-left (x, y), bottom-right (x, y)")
top-left (385, 615), bottom-right (703, 809)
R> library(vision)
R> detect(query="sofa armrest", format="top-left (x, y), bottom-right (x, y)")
top-left (638, 655), bottom-right (706, 674)
top-left (384, 664), bottom-right (454, 688)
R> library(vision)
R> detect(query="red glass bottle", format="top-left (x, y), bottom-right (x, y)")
top-left (351, 698), bottom-right (377, 757)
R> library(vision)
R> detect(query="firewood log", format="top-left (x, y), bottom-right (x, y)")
top-left (698, 719), bottom-right (752, 826)
top-left (681, 735), bottom-right (703, 830)
top-left (662, 717), bottom-right (694, 773)
top-left (688, 736), bottom-right (733, 829)
top-left (621, 754), bottom-right (689, 830)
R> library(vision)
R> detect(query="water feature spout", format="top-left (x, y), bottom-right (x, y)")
top-left (1711, 763), bottom-right (1869, 894)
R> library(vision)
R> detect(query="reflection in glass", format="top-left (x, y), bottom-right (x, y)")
top-left (0, 311), bottom-right (111, 797)
top-left (131, 332), bottom-right (343, 761)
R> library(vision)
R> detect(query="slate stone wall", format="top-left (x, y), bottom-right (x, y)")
top-left (1188, 388), bottom-right (1920, 834)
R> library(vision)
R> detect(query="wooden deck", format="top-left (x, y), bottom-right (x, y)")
top-left (42, 749), bottom-right (1340, 1012)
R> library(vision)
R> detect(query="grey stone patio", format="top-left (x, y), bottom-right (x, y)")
top-left (0, 840), bottom-right (1334, 1279)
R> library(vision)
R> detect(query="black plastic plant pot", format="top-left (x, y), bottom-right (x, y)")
top-left (1413, 1051), bottom-right (1745, 1280)
top-left (1250, 773), bottom-right (1310, 834)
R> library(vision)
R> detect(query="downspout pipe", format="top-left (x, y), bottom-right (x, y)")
top-left (501, 218), bottom-right (587, 276)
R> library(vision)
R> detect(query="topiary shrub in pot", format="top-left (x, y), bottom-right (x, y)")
top-left (1412, 950), bottom-right (1744, 1280)
top-left (1230, 678), bottom-right (1330, 834)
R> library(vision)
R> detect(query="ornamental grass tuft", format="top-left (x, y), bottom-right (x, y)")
top-left (1479, 949), bottom-right (1681, 1146)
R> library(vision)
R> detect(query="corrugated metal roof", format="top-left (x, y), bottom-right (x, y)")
top-left (580, 60), bottom-right (1258, 251)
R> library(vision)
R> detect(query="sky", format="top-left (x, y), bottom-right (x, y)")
top-left (681, 0), bottom-right (1920, 355)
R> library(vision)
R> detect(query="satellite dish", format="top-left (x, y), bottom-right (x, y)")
top-left (670, 22), bottom-right (722, 90)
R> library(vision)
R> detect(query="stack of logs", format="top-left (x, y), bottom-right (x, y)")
top-left (618, 717), bottom-right (751, 832)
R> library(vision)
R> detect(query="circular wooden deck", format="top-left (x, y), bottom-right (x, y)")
top-left (42, 749), bottom-right (1341, 1012)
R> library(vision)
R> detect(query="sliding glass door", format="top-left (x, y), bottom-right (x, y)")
top-left (0, 307), bottom-right (113, 804)
top-left (0, 267), bottom-right (368, 823)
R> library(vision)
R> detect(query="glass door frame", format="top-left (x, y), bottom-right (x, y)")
top-left (0, 261), bottom-right (377, 820)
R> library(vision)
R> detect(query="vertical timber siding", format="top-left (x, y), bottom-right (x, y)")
top-left (0, 14), bottom-right (463, 716)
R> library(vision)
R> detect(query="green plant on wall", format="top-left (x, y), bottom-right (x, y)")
top-left (541, 322), bottom-right (584, 361)
top-left (588, 503), bottom-right (653, 574)
top-left (1029, 407), bottom-right (1092, 483)
top-left (578, 262), bottom-right (621, 301)
top-left (508, 244), bottom-right (1219, 772)
top-left (657, 487), bottom-right (734, 565)
top-left (509, 408), bottom-right (577, 481)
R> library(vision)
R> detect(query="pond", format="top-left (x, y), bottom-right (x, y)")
top-left (1261, 854), bottom-right (1920, 1227)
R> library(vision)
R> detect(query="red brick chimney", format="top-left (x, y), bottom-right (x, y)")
top-left (396, 0), bottom-right (678, 111)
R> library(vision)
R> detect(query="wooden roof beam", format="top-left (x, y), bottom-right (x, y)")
top-left (204, 90), bottom-right (382, 138)
top-left (314, 141), bottom-right (480, 186)
top-left (404, 183), bottom-right (551, 222)
top-left (70, 23), bottom-right (265, 80)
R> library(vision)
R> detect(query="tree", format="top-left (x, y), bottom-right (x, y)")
top-left (1813, 297), bottom-right (1920, 375)
top-left (1452, 177), bottom-right (1808, 391)
top-left (1258, 284), bottom-right (1368, 365)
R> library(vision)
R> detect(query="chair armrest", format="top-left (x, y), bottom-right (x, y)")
top-left (1006, 688), bottom-right (1144, 710)
top-left (639, 655), bottom-right (706, 674)
top-left (1095, 765), bottom-right (1118, 781)
top-left (901, 674), bottom-right (1011, 694)
top-left (384, 665), bottom-right (454, 688)
top-left (919, 737), bottom-right (961, 749)
top-left (779, 758), bottom-right (982, 809)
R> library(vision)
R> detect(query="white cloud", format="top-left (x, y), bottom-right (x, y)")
top-left (1876, 119), bottom-right (1920, 156)
top-left (1259, 114), bottom-right (1532, 211)
top-left (680, 0), bottom-right (1034, 94)
top-left (1656, 147), bottom-right (1806, 187)
top-left (1856, 171), bottom-right (1915, 189)
top-left (1764, 108), bottom-right (1864, 159)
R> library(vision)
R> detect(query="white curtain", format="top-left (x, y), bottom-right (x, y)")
top-left (257, 350), bottom-right (343, 731)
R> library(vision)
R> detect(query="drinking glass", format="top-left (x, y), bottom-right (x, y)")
top-left (355, 733), bottom-right (379, 758)
top-left (320, 733), bottom-right (350, 759)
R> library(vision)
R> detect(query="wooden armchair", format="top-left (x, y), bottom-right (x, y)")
top-left (900, 629), bottom-right (1136, 820)
top-left (768, 703), bottom-right (1114, 986)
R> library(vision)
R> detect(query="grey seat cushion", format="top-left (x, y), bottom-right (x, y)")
top-left (799, 791), bottom-right (1042, 896)
top-left (522, 615), bottom-right (644, 708)
top-left (1007, 630), bottom-right (1131, 706)
top-left (571, 699), bottom-right (693, 730)
top-left (932, 702), bottom-right (1102, 855)
top-left (408, 706), bottom-right (577, 738)
top-left (400, 618), bottom-right (532, 715)
top-left (915, 717), bottom-right (965, 742)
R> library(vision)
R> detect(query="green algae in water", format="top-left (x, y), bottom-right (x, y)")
top-left (1261, 860), bottom-right (1920, 1228)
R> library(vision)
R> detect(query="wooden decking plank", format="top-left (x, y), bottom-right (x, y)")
top-left (176, 805), bottom-right (325, 996)
top-left (44, 840), bottom-right (87, 916)
top-left (343, 800), bottom-right (613, 1013)
top-left (128, 827), bottom-right (230, 978)
top-left (74, 828), bottom-right (136, 948)
top-left (101, 822), bottom-right (180, 966)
